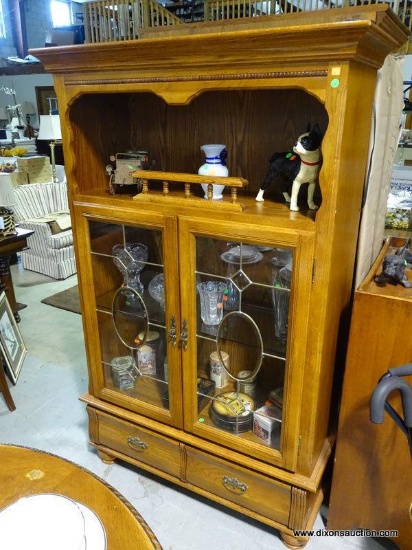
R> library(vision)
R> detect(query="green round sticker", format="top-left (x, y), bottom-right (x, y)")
top-left (331, 78), bottom-right (340, 88)
top-left (198, 417), bottom-right (205, 423)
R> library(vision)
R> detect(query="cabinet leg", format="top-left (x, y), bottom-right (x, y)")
top-left (280, 531), bottom-right (309, 549)
top-left (97, 449), bottom-right (116, 464)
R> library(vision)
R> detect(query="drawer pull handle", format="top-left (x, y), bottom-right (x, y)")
top-left (127, 436), bottom-right (148, 451)
top-left (168, 316), bottom-right (177, 347)
top-left (222, 476), bottom-right (248, 494)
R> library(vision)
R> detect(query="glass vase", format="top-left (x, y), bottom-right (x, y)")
top-left (197, 281), bottom-right (227, 325)
top-left (112, 242), bottom-right (148, 295)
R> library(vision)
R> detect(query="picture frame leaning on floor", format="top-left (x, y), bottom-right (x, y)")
top-left (0, 292), bottom-right (27, 384)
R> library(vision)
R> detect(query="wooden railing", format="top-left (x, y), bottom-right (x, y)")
top-left (204, 0), bottom-right (275, 20)
top-left (82, 0), bottom-right (412, 43)
top-left (204, 0), bottom-right (412, 31)
top-left (132, 170), bottom-right (249, 211)
top-left (83, 0), bottom-right (182, 43)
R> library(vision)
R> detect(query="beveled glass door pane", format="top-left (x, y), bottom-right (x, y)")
top-left (88, 219), bottom-right (169, 411)
top-left (195, 237), bottom-right (292, 452)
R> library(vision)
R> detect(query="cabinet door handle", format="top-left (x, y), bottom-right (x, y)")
top-left (127, 436), bottom-right (148, 451)
top-left (181, 319), bottom-right (188, 351)
top-left (222, 476), bottom-right (248, 494)
top-left (168, 315), bottom-right (177, 347)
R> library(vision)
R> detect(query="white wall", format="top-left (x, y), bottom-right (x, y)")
top-left (0, 73), bottom-right (54, 130)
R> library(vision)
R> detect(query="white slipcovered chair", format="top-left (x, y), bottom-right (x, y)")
top-left (12, 179), bottom-right (76, 279)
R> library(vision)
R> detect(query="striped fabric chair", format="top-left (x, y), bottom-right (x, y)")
top-left (12, 181), bottom-right (76, 280)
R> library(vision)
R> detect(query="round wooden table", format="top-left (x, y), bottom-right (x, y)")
top-left (0, 444), bottom-right (162, 549)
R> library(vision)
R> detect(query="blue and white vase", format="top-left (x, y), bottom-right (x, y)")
top-left (198, 144), bottom-right (228, 200)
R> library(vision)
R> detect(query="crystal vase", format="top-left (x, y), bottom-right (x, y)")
top-left (197, 281), bottom-right (227, 325)
top-left (112, 243), bottom-right (148, 295)
top-left (198, 144), bottom-right (228, 200)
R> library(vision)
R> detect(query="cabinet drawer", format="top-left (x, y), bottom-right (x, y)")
top-left (185, 447), bottom-right (291, 525)
top-left (95, 411), bottom-right (181, 478)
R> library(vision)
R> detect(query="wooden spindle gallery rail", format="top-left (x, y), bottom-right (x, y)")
top-left (83, 0), bottom-right (412, 44)
top-left (132, 170), bottom-right (249, 211)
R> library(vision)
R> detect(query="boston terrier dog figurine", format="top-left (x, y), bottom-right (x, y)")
top-left (255, 124), bottom-right (323, 211)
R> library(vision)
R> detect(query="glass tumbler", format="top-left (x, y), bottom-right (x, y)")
top-left (272, 263), bottom-right (292, 341)
top-left (197, 281), bottom-right (227, 325)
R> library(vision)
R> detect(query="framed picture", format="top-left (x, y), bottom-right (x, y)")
top-left (0, 292), bottom-right (27, 384)
top-left (35, 86), bottom-right (57, 116)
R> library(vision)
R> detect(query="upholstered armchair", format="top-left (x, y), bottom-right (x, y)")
top-left (12, 179), bottom-right (76, 279)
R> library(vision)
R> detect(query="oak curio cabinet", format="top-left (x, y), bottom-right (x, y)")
top-left (33, 6), bottom-right (407, 548)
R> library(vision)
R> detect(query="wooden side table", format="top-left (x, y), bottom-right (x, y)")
top-left (0, 227), bottom-right (34, 322)
top-left (328, 236), bottom-right (412, 550)
top-left (0, 444), bottom-right (162, 549)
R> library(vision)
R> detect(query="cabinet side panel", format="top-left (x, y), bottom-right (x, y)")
top-left (298, 62), bottom-right (378, 475)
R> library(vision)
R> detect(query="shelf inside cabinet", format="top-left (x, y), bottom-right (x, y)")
top-left (95, 288), bottom-right (166, 328)
top-left (104, 362), bottom-right (169, 408)
top-left (196, 397), bottom-right (282, 451)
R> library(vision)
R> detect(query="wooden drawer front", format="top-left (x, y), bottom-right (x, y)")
top-left (185, 447), bottom-right (291, 525)
top-left (96, 412), bottom-right (181, 478)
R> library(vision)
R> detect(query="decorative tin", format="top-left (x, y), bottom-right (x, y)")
top-left (210, 350), bottom-right (229, 388)
top-left (111, 356), bottom-right (136, 389)
top-left (210, 391), bottom-right (255, 433)
top-left (253, 404), bottom-right (282, 446)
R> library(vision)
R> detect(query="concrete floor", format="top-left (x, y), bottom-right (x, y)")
top-left (0, 259), bottom-right (398, 550)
